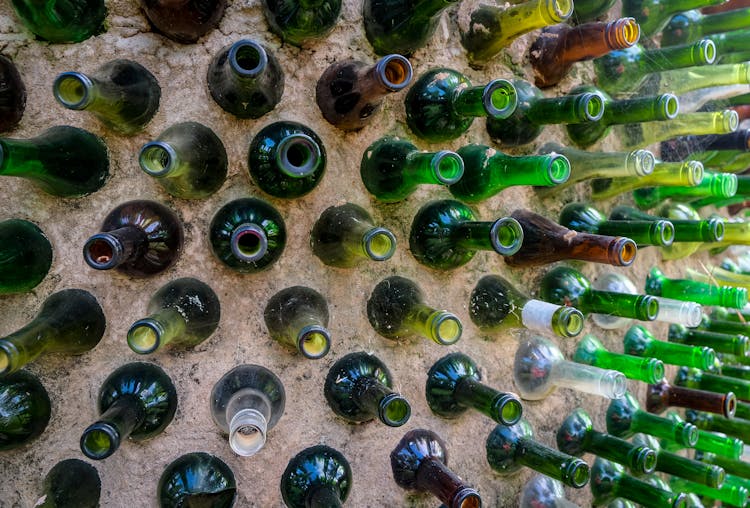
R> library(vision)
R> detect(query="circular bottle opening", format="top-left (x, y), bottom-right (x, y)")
top-left (490, 217), bottom-right (523, 256)
top-left (718, 173), bottom-right (739, 198)
top-left (701, 348), bottom-right (716, 371)
top-left (432, 151), bottom-right (464, 184)
top-left (660, 94), bottom-right (679, 120)
top-left (229, 40), bottom-right (267, 77)
top-left (139, 142), bottom-right (176, 177)
top-left (637, 447), bottom-right (657, 474)
top-left (378, 393), bottom-right (411, 427)
top-left (431, 313), bottom-right (463, 346)
top-left (648, 359), bottom-right (665, 384)
top-left (603, 370), bottom-right (627, 399)
top-left (614, 17), bottom-right (640, 47)
top-left (229, 409), bottom-right (267, 456)
top-left (724, 392), bottom-right (737, 418)
top-left (494, 394), bottom-right (522, 425)
top-left (682, 424), bottom-right (699, 447)
top-left (698, 39), bottom-right (717, 65)
top-left (53, 72), bottom-right (93, 110)
top-left (685, 161), bottom-right (704, 186)
top-left (81, 423), bottom-right (119, 460)
top-left (484, 79), bottom-right (518, 119)
top-left (127, 321), bottom-right (162, 354)
top-left (656, 221), bottom-right (675, 246)
top-left (614, 238), bottom-right (638, 267)
top-left (564, 460), bottom-right (590, 488)
top-left (363, 227), bottom-right (397, 261)
top-left (452, 488), bottom-right (482, 508)
top-left (297, 325), bottom-right (331, 359)
top-left (83, 235), bottom-right (121, 270)
top-left (735, 335), bottom-right (749, 356)
top-left (582, 93), bottom-right (604, 122)
top-left (547, 0), bottom-right (573, 22)
top-left (378, 54), bottom-right (413, 91)
top-left (546, 154), bottom-right (570, 185)
top-left (277, 134), bottom-right (321, 178)
top-left (630, 150), bottom-right (655, 177)
top-left (559, 308), bottom-right (585, 338)
top-left (230, 223), bottom-right (268, 263)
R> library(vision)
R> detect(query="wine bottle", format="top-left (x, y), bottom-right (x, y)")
top-left (0, 219), bottom-right (51, 294)
top-left (633, 433), bottom-right (726, 488)
top-left (248, 121), bottom-right (326, 199)
top-left (590, 159), bottom-right (704, 200)
top-left (686, 409), bottom-right (750, 443)
top-left (590, 457), bottom-right (687, 507)
top-left (697, 450), bottom-right (750, 482)
top-left (324, 351), bottom-right (411, 427)
top-left (127, 278), bottom-right (220, 354)
top-left (80, 362), bottom-right (177, 460)
top-left (560, 202), bottom-right (674, 246)
top-left (662, 8), bottom-right (750, 46)
top-left (158, 452), bottom-right (236, 507)
top-left (660, 130), bottom-right (750, 166)
top-left (647, 380), bottom-right (736, 417)
top-left (669, 324), bottom-right (749, 357)
top-left (281, 445), bottom-right (351, 508)
top-left (573, 334), bottom-right (665, 384)
top-left (209, 197), bottom-right (286, 273)
top-left (207, 39), bottom-right (284, 120)
top-left (0, 126), bottom-right (109, 197)
top-left (83, 200), bottom-right (183, 277)
top-left (670, 476), bottom-right (748, 507)
top-left (609, 204), bottom-right (724, 243)
top-left (10, 0), bottom-right (105, 42)
top-left (139, 122), bottom-right (227, 199)
top-left (606, 392), bottom-right (699, 446)
top-left (624, 325), bottom-right (716, 370)
top-left (708, 28), bottom-right (750, 62)
top-left (0, 370), bottom-right (50, 451)
top-left (35, 459), bottom-right (100, 508)
top-left (366, 275), bottom-right (462, 345)
top-left (646, 267), bottom-right (747, 308)
top-left (622, 110), bottom-right (739, 150)
top-left (698, 313), bottom-right (750, 336)
top-left (622, 0), bottom-right (725, 36)
top-left (316, 54), bottom-right (412, 131)
top-left (210, 364), bottom-right (285, 456)
top-left (633, 171), bottom-right (738, 209)
top-left (0, 55), bottom-right (25, 133)
top-left (264, 286), bottom-right (330, 359)
top-left (53, 59), bottom-right (160, 135)
top-left (676, 367), bottom-right (750, 401)
top-left (139, 0), bottom-right (226, 43)
top-left (520, 475), bottom-right (577, 508)
top-left (262, 0), bottom-right (341, 45)
top-left (664, 411), bottom-right (744, 459)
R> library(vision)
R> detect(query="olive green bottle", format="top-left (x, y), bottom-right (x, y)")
top-left (622, 0), bottom-right (726, 37)
top-left (158, 452), bottom-right (236, 508)
top-left (35, 459), bottom-right (101, 508)
top-left (0, 219), bottom-right (52, 294)
top-left (0, 370), bottom-right (50, 451)
top-left (262, 0), bottom-right (341, 45)
top-left (10, 0), bottom-right (106, 42)
top-left (281, 445), bottom-right (351, 507)
top-left (633, 170), bottom-right (738, 209)
top-left (591, 159), bottom-right (704, 201)
top-left (264, 286), bottom-right (331, 359)
top-left (620, 110), bottom-right (739, 150)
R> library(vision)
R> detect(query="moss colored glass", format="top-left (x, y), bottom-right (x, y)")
top-left (264, 286), bottom-right (330, 360)
top-left (140, 0), bottom-right (226, 43)
top-left (0, 55), bottom-right (25, 133)
top-left (0, 219), bottom-right (51, 294)
top-left (158, 452), bottom-right (236, 508)
top-left (591, 159), bottom-right (704, 201)
top-left (624, 325), bottom-right (716, 370)
top-left (606, 392), bottom-right (699, 446)
top-left (262, 0), bottom-right (341, 45)
top-left (10, 0), bottom-right (105, 42)
top-left (574, 334), bottom-right (665, 384)
top-left (0, 370), bottom-right (50, 451)
top-left (609, 205), bottom-right (724, 243)
top-left (281, 445), bottom-right (351, 508)
top-left (590, 457), bottom-right (687, 507)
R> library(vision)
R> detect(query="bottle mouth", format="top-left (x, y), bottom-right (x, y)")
top-left (637, 446), bottom-right (657, 474)
top-left (544, 0), bottom-right (573, 23)
top-left (578, 93), bottom-right (604, 122)
top-left (697, 39), bottom-right (717, 65)
top-left (700, 348), bottom-right (716, 371)
top-left (489, 217), bottom-right (523, 256)
top-left (230, 223), bottom-right (268, 263)
top-left (680, 423), bottom-right (699, 447)
top-left (626, 149), bottom-right (656, 177)
top-left (451, 487), bottom-right (482, 508)
top-left (545, 154), bottom-right (570, 185)
top-left (714, 172), bottom-right (739, 198)
top-left (83, 233), bottom-right (123, 270)
top-left (555, 307), bottom-right (585, 338)
top-left (724, 392), bottom-right (737, 418)
top-left (363, 227), bottom-right (397, 261)
top-left (601, 370), bottom-right (627, 399)
top-left (53, 72), bottom-right (93, 110)
top-left (645, 358), bottom-right (665, 384)
top-left (722, 286), bottom-right (748, 309)
top-left (276, 134), bottom-right (321, 178)
top-left (429, 312), bottom-right (463, 346)
top-left (562, 459), bottom-right (590, 488)
top-left (492, 393), bottom-right (523, 425)
top-left (735, 335), bottom-right (749, 356)
top-left (378, 392), bottom-right (411, 427)
top-left (608, 17), bottom-right (640, 48)
top-left (297, 325), bottom-right (331, 359)
top-left (375, 54), bottom-right (413, 91)
top-left (684, 160), bottom-right (704, 187)
top-left (228, 39), bottom-right (268, 78)
top-left (708, 466), bottom-right (726, 490)
top-left (653, 220), bottom-right (675, 246)
top-left (658, 94), bottom-right (680, 120)
top-left (139, 141), bottom-right (177, 177)
top-left (80, 422), bottom-right (120, 460)
top-left (483, 79), bottom-right (518, 119)
top-left (229, 408), bottom-right (267, 456)
top-left (431, 150), bottom-right (464, 184)
top-left (640, 296), bottom-right (660, 321)
top-left (721, 109), bottom-right (740, 133)
top-left (708, 217), bottom-right (725, 242)
top-left (611, 237), bottom-right (637, 266)
top-left (127, 319), bottom-right (164, 354)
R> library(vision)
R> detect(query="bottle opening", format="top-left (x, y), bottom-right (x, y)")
top-left (582, 93), bottom-right (604, 121)
top-left (649, 359), bottom-right (665, 383)
top-left (364, 227), bottom-right (397, 261)
top-left (83, 235), bottom-right (120, 270)
top-left (277, 134), bottom-right (321, 178)
top-left (724, 287), bottom-right (748, 309)
top-left (602, 370), bottom-right (627, 399)
top-left (298, 325), bottom-right (331, 359)
top-left (378, 54), bottom-right (413, 91)
top-left (229, 408), bottom-right (267, 456)
top-left (723, 110), bottom-right (740, 133)
top-left (490, 217), bottom-right (523, 256)
top-left (683, 424), bottom-right (699, 447)
top-left (53, 72), bottom-right (92, 110)
top-left (127, 322), bottom-right (161, 354)
top-left (657, 221), bottom-right (675, 246)
top-left (725, 393), bottom-right (737, 418)
top-left (494, 394), bottom-right (522, 425)
top-left (615, 17), bottom-right (640, 47)
top-left (565, 460), bottom-right (590, 488)
top-left (702, 349), bottom-right (716, 371)
top-left (638, 448), bottom-right (657, 474)
top-left (735, 335), bottom-right (749, 356)
top-left (547, 155), bottom-right (570, 184)
top-left (0, 350), bottom-right (8, 375)
top-left (660, 94), bottom-right (679, 120)
top-left (139, 142), bottom-right (176, 177)
top-left (378, 393), bottom-right (411, 427)
top-left (699, 40), bottom-right (717, 65)
top-left (431, 313), bottom-right (462, 345)
top-left (432, 151), bottom-right (464, 184)
top-left (229, 40), bottom-right (267, 77)
top-left (719, 173), bottom-right (739, 198)
top-left (615, 238), bottom-right (638, 266)
top-left (711, 218), bottom-right (725, 242)
top-left (560, 308), bottom-right (585, 337)
top-left (630, 150), bottom-right (655, 176)
top-left (685, 161), bottom-right (704, 186)
top-left (230, 223), bottom-right (268, 263)
top-left (453, 488), bottom-right (482, 508)
top-left (645, 297), bottom-right (659, 321)
top-left (484, 79), bottom-right (517, 119)
top-left (547, 0), bottom-right (573, 22)
top-left (80, 424), bottom-right (119, 460)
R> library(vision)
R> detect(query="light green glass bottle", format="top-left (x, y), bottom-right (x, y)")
top-left (0, 219), bottom-right (52, 294)
top-left (669, 324), bottom-right (749, 357)
top-left (646, 267), bottom-right (748, 308)
top-left (646, 62), bottom-right (750, 98)
top-left (671, 475), bottom-right (748, 506)
top-left (634, 433), bottom-right (726, 488)
top-left (10, 0), bottom-right (106, 42)
top-left (620, 110), bottom-right (739, 150)
top-left (264, 286), bottom-right (331, 359)
top-left (606, 392), bottom-right (699, 447)
top-left (624, 325), bottom-right (716, 370)
top-left (633, 170), bottom-right (738, 210)
top-left (662, 9), bottom-right (750, 46)
top-left (663, 411), bottom-right (744, 459)
top-left (591, 159), bottom-right (704, 200)
top-left (574, 334), bottom-right (665, 384)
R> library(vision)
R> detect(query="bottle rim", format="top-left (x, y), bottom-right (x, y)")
top-left (431, 150), bottom-right (464, 184)
top-left (489, 217), bottom-right (523, 256)
top-left (430, 312), bottom-right (463, 345)
top-left (276, 134), bottom-right (321, 178)
top-left (127, 319), bottom-right (164, 354)
top-left (709, 217), bottom-right (725, 242)
top-left (658, 94), bottom-right (680, 121)
top-left (634, 446), bottom-right (657, 474)
top-left (228, 39), bottom-right (268, 78)
top-left (628, 150), bottom-right (656, 177)
top-left (450, 487), bottom-right (482, 508)
top-left (684, 160), bottom-right (704, 187)
top-left (80, 422), bottom-right (120, 460)
top-left (493, 393), bottom-right (523, 426)
top-left (297, 324), bottom-right (331, 359)
top-left (229, 408), bottom-right (267, 456)
top-left (363, 227), bottom-right (397, 261)
top-left (612, 237), bottom-right (637, 267)
top-left (139, 141), bottom-right (178, 177)
top-left (607, 17), bottom-right (640, 49)
top-left (83, 233), bottom-right (124, 270)
top-left (53, 71), bottom-right (94, 110)
top-left (483, 79), bottom-right (518, 119)
top-left (378, 392), bottom-right (411, 427)
top-left (545, 154), bottom-right (571, 185)
top-left (543, 0), bottom-right (574, 23)
top-left (375, 54), bottom-right (413, 92)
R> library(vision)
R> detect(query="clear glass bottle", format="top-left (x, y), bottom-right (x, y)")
top-left (158, 452), bottom-right (236, 507)
top-left (0, 55), bottom-right (25, 133)
top-left (676, 366), bottom-right (750, 401)
top-left (281, 445), bottom-right (351, 508)
top-left (0, 370), bottom-right (50, 451)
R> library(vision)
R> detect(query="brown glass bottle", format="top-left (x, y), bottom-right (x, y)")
top-left (316, 54), bottom-right (412, 131)
top-left (504, 209), bottom-right (638, 268)
top-left (647, 380), bottom-right (737, 418)
top-left (0, 55), bottom-right (25, 133)
top-left (140, 0), bottom-right (226, 43)
top-left (530, 18), bottom-right (640, 88)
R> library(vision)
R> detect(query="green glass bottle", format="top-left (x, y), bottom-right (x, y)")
top-left (621, 110), bottom-right (739, 150)
top-left (281, 445), bottom-right (351, 508)
top-left (486, 418), bottom-right (590, 488)
top-left (158, 452), bottom-right (236, 508)
top-left (207, 39), bottom-right (284, 120)
top-left (560, 202), bottom-right (675, 246)
top-left (721, 362), bottom-right (750, 381)
top-left (35, 459), bottom-right (100, 508)
top-left (53, 59), bottom-right (160, 135)
top-left (264, 286), bottom-right (330, 360)
top-left (687, 409), bottom-right (750, 444)
top-left (324, 351), bottom-right (410, 427)
top-left (469, 274), bottom-right (584, 338)
top-left (486, 79), bottom-right (604, 147)
top-left (391, 428), bottom-right (482, 508)
top-left (127, 278), bottom-right (220, 355)
top-left (0, 219), bottom-right (51, 294)
top-left (633, 433), bottom-right (725, 488)
top-left (248, 121), bottom-right (326, 199)
top-left (606, 392), bottom-right (699, 446)
top-left (663, 131), bottom-right (750, 171)
top-left (609, 204), bottom-right (724, 243)
top-left (0, 370), bottom-right (50, 451)
top-left (0, 289), bottom-right (105, 376)
top-left (367, 275), bottom-right (462, 346)
top-left (663, 410), bottom-right (744, 459)
top-left (669, 324), bottom-right (749, 357)
top-left (209, 197), bottom-right (286, 273)
top-left (426, 352), bottom-right (522, 425)
top-left (677, 367), bottom-right (750, 401)
top-left (10, 0), bottom-right (105, 42)
top-left (671, 476), bottom-right (748, 507)
top-left (651, 62), bottom-right (750, 101)
top-left (448, 144), bottom-right (570, 202)
top-left (633, 171), bottom-right (738, 209)
top-left (0, 126), bottom-right (109, 197)
top-left (404, 69), bottom-right (517, 142)
top-left (591, 159), bottom-right (704, 200)
top-left (622, 0), bottom-right (726, 36)
top-left (624, 325), bottom-right (716, 370)
top-left (139, 122), bottom-right (228, 199)
top-left (520, 475), bottom-right (575, 508)
top-left (262, 0), bottom-right (341, 45)
top-left (590, 457), bottom-right (687, 507)
top-left (310, 203), bottom-right (396, 267)
top-left (662, 9), bottom-right (750, 46)
top-left (571, 0), bottom-right (616, 21)
top-left (646, 267), bottom-right (747, 308)
top-left (0, 55), bottom-right (26, 133)
top-left (408, 199), bottom-right (523, 270)
top-left (647, 379), bottom-right (737, 418)
top-left (574, 334), bottom-right (665, 384)
top-left (80, 362), bottom-right (177, 460)
top-left (697, 450), bottom-right (750, 482)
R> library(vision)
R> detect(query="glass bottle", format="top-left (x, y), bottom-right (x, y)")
top-left (408, 199), bottom-right (523, 270)
top-left (633, 171), bottom-right (738, 209)
top-left (697, 450), bottom-right (750, 482)
top-left (80, 362), bottom-right (177, 460)
top-left (366, 275), bottom-right (462, 346)
top-left (572, 0), bottom-right (616, 21)
top-left (520, 475), bottom-right (578, 508)
top-left (662, 8), bottom-right (750, 46)
top-left (504, 209), bottom-right (638, 268)
top-left (459, 0), bottom-right (574, 67)
top-left (83, 200), bottom-right (184, 277)
top-left (281, 445), bottom-right (351, 508)
top-left (53, 59), bottom-right (160, 135)
top-left (127, 277), bottom-right (221, 355)
top-left (391, 428), bottom-right (482, 508)
top-left (469, 274), bottom-right (585, 338)
top-left (486, 79), bottom-right (604, 147)
top-left (316, 54), bottom-right (412, 131)
top-left (590, 159), bottom-right (704, 200)
top-left (0, 370), bottom-right (50, 451)
top-left (609, 204), bottom-right (724, 243)
top-left (248, 121), bottom-right (326, 199)
top-left (624, 325), bottom-right (716, 370)
top-left (605, 392), bottom-right (699, 446)
top-left (139, 0), bottom-right (226, 43)
top-left (647, 380), bottom-right (737, 417)
top-left (0, 289), bottom-right (105, 376)
top-left (310, 203), bottom-right (396, 267)
top-left (10, 0), bottom-right (105, 42)
top-left (646, 267), bottom-right (747, 308)
top-left (573, 334), bottom-right (665, 384)
top-left (670, 476), bottom-right (748, 507)
top-left (158, 452), bottom-right (236, 508)
top-left (209, 197), bottom-right (286, 273)
top-left (721, 363), bottom-right (750, 381)
top-left (0, 126), bottom-right (109, 197)
top-left (35, 459), bottom-right (100, 508)
top-left (647, 63), bottom-right (750, 102)
top-left (529, 18), bottom-right (640, 88)
top-left (210, 364), bottom-right (285, 456)
top-left (264, 286), bottom-right (330, 360)
top-left (359, 136), bottom-right (463, 202)
top-left (324, 351), bottom-right (411, 427)
top-left (404, 69), bottom-right (517, 142)
top-left (486, 418), bottom-right (590, 488)
top-left (633, 433), bottom-right (725, 488)
top-left (708, 29), bottom-right (750, 61)
top-left (0, 219), bottom-right (51, 294)
top-left (622, 0), bottom-right (726, 36)
top-left (698, 313), bottom-right (750, 336)
top-left (262, 0), bottom-right (341, 45)
top-left (686, 409), bottom-right (750, 443)
top-left (622, 110), bottom-right (739, 150)
top-left (590, 457), bottom-right (688, 507)
top-left (207, 39), bottom-right (284, 120)
top-left (676, 367), bottom-right (750, 401)
top-left (448, 144), bottom-right (570, 202)
top-left (661, 130), bottom-right (750, 168)
top-left (426, 352), bottom-right (522, 425)
top-left (669, 324), bottom-right (749, 357)
top-left (513, 335), bottom-right (627, 401)
top-left (0, 55), bottom-right (25, 133)
top-left (664, 411), bottom-right (743, 459)
top-left (139, 122), bottom-right (227, 199)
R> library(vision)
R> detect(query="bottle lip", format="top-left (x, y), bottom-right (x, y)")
top-left (607, 17), bottom-right (640, 49)
top-left (230, 223), bottom-right (268, 263)
top-left (545, 154), bottom-right (571, 185)
top-left (544, 0), bottom-right (574, 23)
top-left (482, 79), bottom-right (518, 119)
top-left (0, 341), bottom-right (18, 376)
top-left (375, 54), bottom-right (413, 92)
top-left (229, 408), bottom-right (267, 456)
top-left (492, 393), bottom-right (523, 426)
top-left (228, 39), bottom-right (268, 78)
top-left (53, 71), bottom-right (94, 110)
top-left (658, 94), bottom-right (680, 121)
top-left (378, 392), bottom-right (411, 427)
top-left (654, 220), bottom-right (675, 246)
top-left (634, 446), bottom-right (657, 474)
top-left (578, 93), bottom-right (605, 122)
top-left (296, 324), bottom-right (331, 359)
top-left (563, 458), bottom-right (590, 489)
top-left (276, 134), bottom-right (321, 178)
top-left (602, 370), bottom-right (627, 399)
top-left (647, 358), bottom-right (665, 384)
top-left (489, 217), bottom-right (523, 256)
top-left (83, 233), bottom-right (124, 270)
top-left (722, 109), bottom-right (740, 133)
top-left (709, 217), bottom-right (725, 242)
top-left (684, 160), bottom-right (704, 186)
top-left (719, 172), bottom-right (739, 198)
top-left (611, 237), bottom-right (637, 267)
top-left (80, 422), bottom-right (120, 460)
top-left (430, 312), bottom-right (463, 345)
top-left (127, 319), bottom-right (164, 354)
top-left (697, 39), bottom-right (717, 65)
top-left (554, 306), bottom-right (585, 338)
top-left (363, 227), bottom-right (397, 261)
top-left (724, 391), bottom-right (737, 418)
top-left (139, 141), bottom-right (178, 177)
top-left (431, 150), bottom-right (464, 185)
top-left (628, 149), bottom-right (655, 177)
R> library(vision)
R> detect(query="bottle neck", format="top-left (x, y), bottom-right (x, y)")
top-left (574, 340), bottom-right (665, 384)
top-left (52, 71), bottom-right (96, 111)
top-left (554, 147), bottom-right (655, 184)
top-left (661, 383), bottom-right (737, 418)
top-left (127, 307), bottom-right (188, 354)
top-left (0, 318), bottom-right (56, 375)
top-left (711, 28), bottom-right (750, 55)
top-left (83, 226), bottom-right (149, 270)
top-left (454, 376), bottom-right (522, 425)
top-left (672, 327), bottom-right (749, 356)
top-left (672, 475), bottom-right (747, 507)
top-left (657, 448), bottom-right (725, 488)
top-left (640, 40), bottom-right (716, 74)
top-left (404, 303), bottom-right (462, 345)
top-left (514, 436), bottom-right (590, 488)
top-left (588, 431), bottom-right (656, 474)
top-left (453, 218), bottom-right (523, 256)
top-left (489, 152), bottom-right (571, 189)
top-left (650, 160), bottom-right (705, 187)
top-left (306, 485), bottom-right (344, 508)
top-left (527, 92), bottom-right (604, 125)
top-left (225, 388), bottom-right (272, 456)
top-left (602, 94), bottom-right (679, 125)
top-left (584, 290), bottom-right (659, 321)
top-left (81, 394), bottom-right (145, 460)
top-left (650, 298), bottom-right (703, 328)
top-left (551, 360), bottom-right (627, 398)
top-left (559, 18), bottom-right (640, 67)
top-left (403, 149), bottom-right (464, 186)
top-left (520, 299), bottom-right (585, 338)
top-left (630, 110), bottom-right (739, 149)
top-left (701, 9), bottom-right (750, 37)
top-left (452, 79), bottom-right (517, 119)
top-left (352, 375), bottom-right (410, 427)
top-left (139, 141), bottom-right (184, 179)
top-left (668, 218), bottom-right (724, 242)
top-left (652, 277), bottom-right (747, 308)
top-left (227, 40), bottom-right (268, 82)
top-left (230, 223), bottom-right (269, 263)
top-left (371, 54), bottom-right (413, 93)
top-left (414, 457), bottom-right (481, 508)
top-left (614, 473), bottom-right (683, 507)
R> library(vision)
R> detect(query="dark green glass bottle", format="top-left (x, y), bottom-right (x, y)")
top-left (0, 55), bottom-right (25, 133)
top-left (633, 433), bottom-right (726, 488)
top-left (687, 409), bottom-right (750, 444)
top-left (647, 379), bottom-right (736, 418)
top-left (677, 367), bottom-right (750, 401)
top-left (248, 121), bottom-right (326, 199)
top-left (520, 475), bottom-right (576, 508)
top-left (207, 39), bottom-right (284, 120)
top-left (571, 0), bottom-right (616, 22)
top-left (697, 450), bottom-right (750, 482)
top-left (0, 126), bottom-right (109, 197)
top-left (404, 69), bottom-right (517, 142)
top-left (127, 278), bottom-right (220, 355)
top-left (622, 0), bottom-right (725, 36)
top-left (671, 475), bottom-right (748, 507)
top-left (664, 410), bottom-right (744, 459)
top-left (606, 392), bottom-right (699, 446)
top-left (662, 8), bottom-right (750, 46)
top-left (573, 334), bottom-right (665, 384)
top-left (409, 199), bottom-right (523, 270)
top-left (35, 459), bottom-right (100, 508)
top-left (53, 59), bottom-right (160, 135)
top-left (262, 0), bottom-right (341, 45)
top-left (590, 457), bottom-right (688, 507)
top-left (661, 131), bottom-right (750, 169)
top-left (158, 452), bottom-right (236, 508)
top-left (560, 202), bottom-right (674, 247)
top-left (486, 418), bottom-right (590, 488)
top-left (0, 289), bottom-right (105, 376)
top-left (591, 159), bottom-right (704, 201)
top-left (264, 286), bottom-right (331, 359)
top-left (646, 267), bottom-right (747, 308)
top-left (281, 445), bottom-right (351, 508)
top-left (324, 351), bottom-right (410, 427)
top-left (0, 370), bottom-right (50, 451)
top-left (83, 200), bottom-right (184, 277)
top-left (633, 170), bottom-right (738, 209)
top-left (310, 203), bottom-right (396, 267)
top-left (669, 325), bottom-right (749, 357)
top-left (10, 0), bottom-right (105, 42)
top-left (139, 122), bottom-right (227, 199)
top-left (209, 197), bottom-right (286, 273)
top-left (80, 362), bottom-right (177, 460)
top-left (367, 275), bottom-right (462, 346)
top-left (624, 325), bottom-right (716, 370)
top-left (0, 219), bottom-right (51, 294)
top-left (609, 205), bottom-right (724, 243)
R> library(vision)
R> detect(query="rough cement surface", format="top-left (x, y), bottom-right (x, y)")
top-left (0, 0), bottom-right (719, 506)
